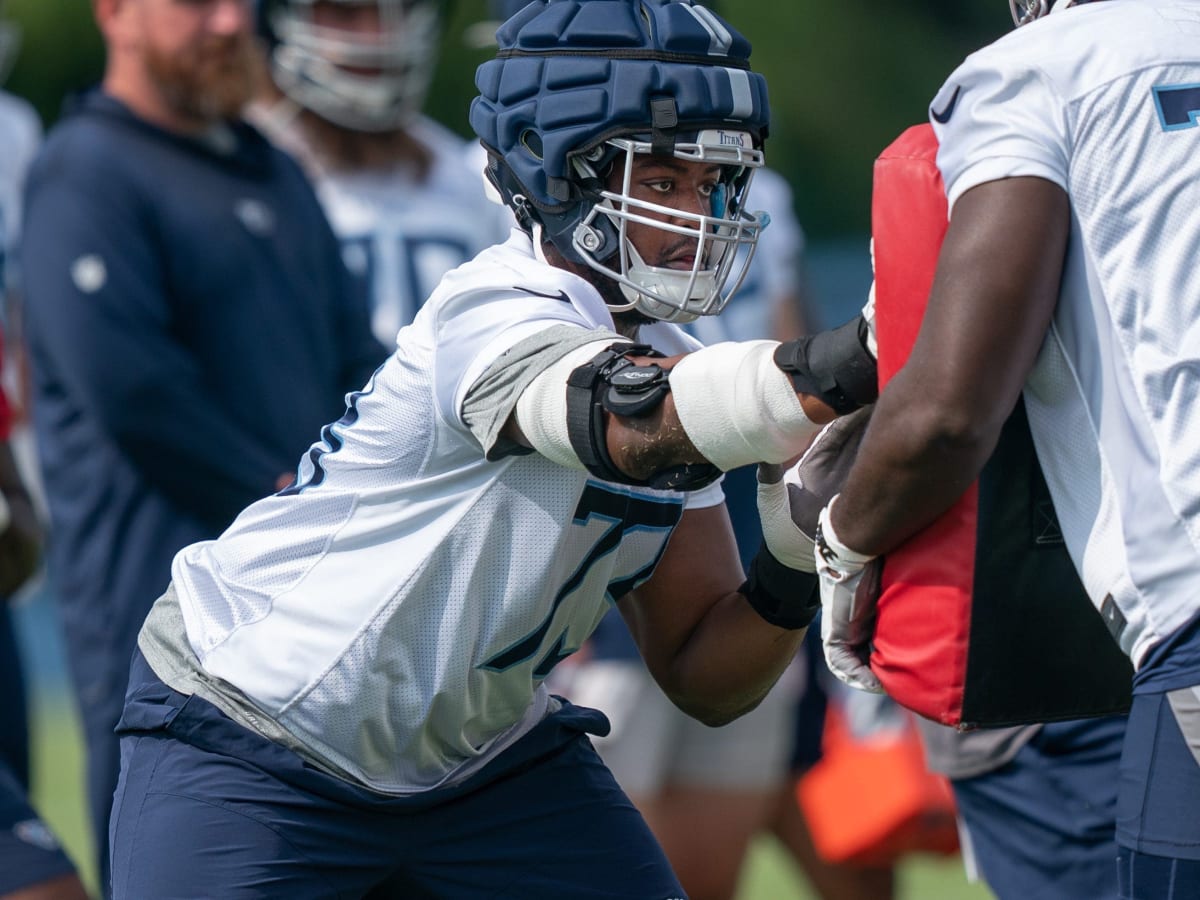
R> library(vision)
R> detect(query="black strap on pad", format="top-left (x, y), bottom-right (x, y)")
top-left (565, 343), bottom-right (721, 492)
top-left (773, 315), bottom-right (879, 415)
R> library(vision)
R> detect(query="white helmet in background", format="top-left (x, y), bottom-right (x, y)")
top-left (261, 0), bottom-right (444, 132)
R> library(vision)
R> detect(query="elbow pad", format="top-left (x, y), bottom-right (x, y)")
top-left (516, 341), bottom-right (721, 492)
top-left (773, 315), bottom-right (878, 414)
top-left (566, 344), bottom-right (722, 492)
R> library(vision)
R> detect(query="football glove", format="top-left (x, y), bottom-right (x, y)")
top-left (816, 497), bottom-right (883, 693)
top-left (757, 406), bottom-right (874, 574)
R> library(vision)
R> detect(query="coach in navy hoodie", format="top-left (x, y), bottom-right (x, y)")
top-left (19, 1), bottom-right (385, 893)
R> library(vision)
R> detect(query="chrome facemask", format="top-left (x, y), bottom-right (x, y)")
top-left (570, 131), bottom-right (767, 324)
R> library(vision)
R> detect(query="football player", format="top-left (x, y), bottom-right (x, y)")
top-left (813, 1), bottom-right (1200, 897)
top-left (107, 1), bottom-right (879, 896)
top-left (253, 0), bottom-right (513, 347)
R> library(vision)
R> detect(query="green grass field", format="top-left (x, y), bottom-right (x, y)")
top-left (28, 689), bottom-right (993, 899)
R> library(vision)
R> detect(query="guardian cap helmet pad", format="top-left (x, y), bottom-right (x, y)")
top-left (470, 0), bottom-right (770, 322)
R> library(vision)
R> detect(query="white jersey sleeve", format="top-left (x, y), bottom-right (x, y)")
top-left (931, 36), bottom-right (1069, 211)
top-left (429, 231), bottom-right (618, 427)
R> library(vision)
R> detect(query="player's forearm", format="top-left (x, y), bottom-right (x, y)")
top-left (656, 591), bottom-right (804, 726)
top-left (604, 390), bottom-right (837, 482)
top-left (831, 371), bottom-right (1001, 556)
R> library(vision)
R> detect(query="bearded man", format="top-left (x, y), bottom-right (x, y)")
top-left (18, 1), bottom-right (384, 893)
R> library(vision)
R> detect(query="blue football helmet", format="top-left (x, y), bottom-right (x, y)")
top-left (260, 0), bottom-right (443, 131)
top-left (470, 0), bottom-right (770, 323)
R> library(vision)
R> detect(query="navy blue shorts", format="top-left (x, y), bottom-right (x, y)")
top-left (0, 763), bottom-right (79, 894)
top-left (952, 714), bottom-right (1126, 900)
top-left (110, 652), bottom-right (685, 899)
top-left (1113, 687), bottom-right (1200, 899)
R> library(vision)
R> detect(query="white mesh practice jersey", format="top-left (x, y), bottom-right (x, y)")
top-left (313, 117), bottom-right (512, 347)
top-left (931, 0), bottom-right (1200, 666)
top-left (170, 231), bottom-right (723, 793)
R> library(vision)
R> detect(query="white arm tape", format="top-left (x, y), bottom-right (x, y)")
top-left (670, 340), bottom-right (820, 471)
top-left (514, 339), bottom-right (628, 470)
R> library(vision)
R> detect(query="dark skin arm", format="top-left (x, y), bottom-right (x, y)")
top-left (617, 501), bottom-right (806, 725)
top-left (831, 176), bottom-right (1070, 554)
top-left (501, 351), bottom-right (836, 479)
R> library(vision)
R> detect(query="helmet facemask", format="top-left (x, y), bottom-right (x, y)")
top-left (268, 0), bottom-right (441, 132)
top-left (1008, 0), bottom-right (1057, 26)
top-left (569, 132), bottom-right (767, 324)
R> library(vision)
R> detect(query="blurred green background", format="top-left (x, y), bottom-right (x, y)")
top-left (4, 0), bottom-right (1010, 240)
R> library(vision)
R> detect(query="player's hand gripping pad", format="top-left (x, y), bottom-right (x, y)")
top-left (870, 125), bottom-right (1130, 728)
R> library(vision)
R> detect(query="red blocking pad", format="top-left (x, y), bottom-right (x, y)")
top-left (867, 125), bottom-right (1130, 727)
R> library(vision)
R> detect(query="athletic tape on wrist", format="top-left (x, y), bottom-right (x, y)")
top-left (814, 496), bottom-right (875, 581)
top-left (669, 340), bottom-right (820, 472)
top-left (757, 476), bottom-right (816, 572)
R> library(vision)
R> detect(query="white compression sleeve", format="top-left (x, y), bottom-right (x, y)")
top-left (670, 340), bottom-right (820, 471)
top-left (514, 339), bottom-right (628, 469)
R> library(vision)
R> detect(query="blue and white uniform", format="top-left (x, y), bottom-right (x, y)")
top-left (933, 0), bottom-right (1200, 672)
top-left (111, 231), bottom-right (717, 897)
top-left (151, 231), bottom-right (720, 792)
top-left (930, 0), bottom-right (1200, 878)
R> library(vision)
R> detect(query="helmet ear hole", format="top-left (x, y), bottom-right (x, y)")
top-left (521, 130), bottom-right (544, 160)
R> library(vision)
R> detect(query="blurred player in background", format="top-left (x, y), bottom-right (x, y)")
top-left (252, 0), bottom-right (512, 348)
top-left (18, 0), bottom-right (384, 891)
top-left (105, 1), bottom-right (882, 895)
top-left (0, 6), bottom-right (90, 896)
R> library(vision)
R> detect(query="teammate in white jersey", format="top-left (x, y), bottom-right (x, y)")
top-left (812, 1), bottom-right (1200, 895)
top-left (252, 0), bottom-right (512, 347)
top-left (108, 2), bottom-right (880, 896)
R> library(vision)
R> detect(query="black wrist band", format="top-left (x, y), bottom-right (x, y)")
top-left (739, 544), bottom-right (821, 630)
top-left (773, 314), bottom-right (879, 415)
